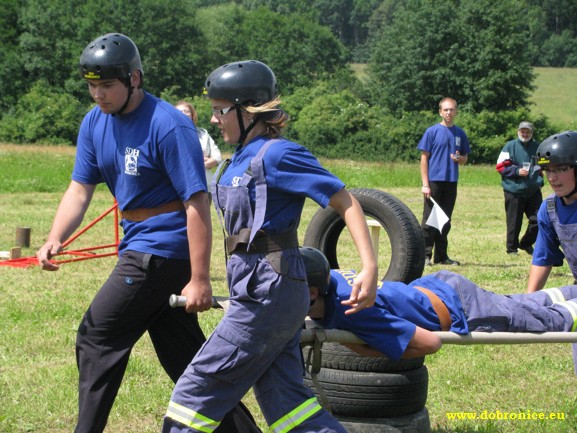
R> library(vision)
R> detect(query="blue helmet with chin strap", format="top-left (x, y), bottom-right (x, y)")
top-left (205, 60), bottom-right (278, 144)
top-left (204, 60), bottom-right (277, 106)
top-left (537, 131), bottom-right (577, 198)
top-left (536, 131), bottom-right (577, 168)
top-left (79, 33), bottom-right (143, 82)
top-left (300, 247), bottom-right (330, 296)
top-left (79, 33), bottom-right (143, 115)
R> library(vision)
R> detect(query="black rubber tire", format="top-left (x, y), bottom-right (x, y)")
top-left (302, 342), bottom-right (424, 373)
top-left (303, 188), bottom-right (424, 283)
top-left (336, 407), bottom-right (431, 433)
top-left (304, 366), bottom-right (428, 418)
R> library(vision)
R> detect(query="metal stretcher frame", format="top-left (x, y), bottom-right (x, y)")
top-left (301, 328), bottom-right (577, 346)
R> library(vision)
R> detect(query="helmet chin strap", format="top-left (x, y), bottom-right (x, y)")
top-left (564, 167), bottom-right (577, 199)
top-left (236, 106), bottom-right (259, 145)
top-left (112, 81), bottom-right (133, 116)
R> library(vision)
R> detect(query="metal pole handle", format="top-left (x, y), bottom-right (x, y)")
top-left (169, 295), bottom-right (229, 310)
top-left (169, 294), bottom-right (187, 308)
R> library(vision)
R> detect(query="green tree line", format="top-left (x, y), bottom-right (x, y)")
top-left (0, 0), bottom-right (571, 162)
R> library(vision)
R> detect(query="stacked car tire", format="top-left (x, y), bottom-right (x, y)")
top-left (303, 343), bottom-right (430, 432)
top-left (302, 188), bottom-right (430, 432)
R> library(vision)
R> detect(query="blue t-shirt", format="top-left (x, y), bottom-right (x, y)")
top-left (533, 195), bottom-right (577, 266)
top-left (417, 123), bottom-right (470, 182)
top-left (73, 92), bottom-right (207, 258)
top-left (320, 270), bottom-right (467, 360)
top-left (217, 136), bottom-right (345, 234)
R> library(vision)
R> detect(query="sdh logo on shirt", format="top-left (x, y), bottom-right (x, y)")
top-left (125, 147), bottom-right (140, 176)
top-left (336, 269), bottom-right (384, 290)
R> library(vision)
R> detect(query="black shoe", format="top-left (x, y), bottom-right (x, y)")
top-left (519, 245), bottom-right (534, 255)
top-left (507, 250), bottom-right (518, 256)
top-left (425, 258), bottom-right (432, 267)
top-left (437, 258), bottom-right (460, 266)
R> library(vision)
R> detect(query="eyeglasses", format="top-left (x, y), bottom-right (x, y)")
top-left (211, 105), bottom-right (236, 118)
top-left (543, 165), bottom-right (573, 175)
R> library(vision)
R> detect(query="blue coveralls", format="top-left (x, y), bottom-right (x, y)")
top-left (323, 270), bottom-right (577, 361)
top-left (163, 139), bottom-right (347, 433)
top-left (430, 270), bottom-right (577, 333)
top-left (435, 270), bottom-right (577, 378)
top-left (540, 195), bottom-right (577, 374)
top-left (544, 196), bottom-right (577, 280)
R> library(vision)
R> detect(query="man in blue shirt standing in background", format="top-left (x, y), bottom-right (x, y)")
top-left (418, 97), bottom-right (470, 266)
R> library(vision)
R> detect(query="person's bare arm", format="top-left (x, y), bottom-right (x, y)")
top-left (402, 326), bottom-right (442, 358)
top-left (343, 326), bottom-right (442, 359)
top-left (329, 189), bottom-right (378, 315)
top-left (342, 343), bottom-right (387, 358)
top-left (36, 180), bottom-right (96, 271)
top-left (204, 157), bottom-right (219, 170)
top-left (181, 191), bottom-right (213, 313)
top-left (420, 152), bottom-right (431, 199)
top-left (527, 264), bottom-right (553, 293)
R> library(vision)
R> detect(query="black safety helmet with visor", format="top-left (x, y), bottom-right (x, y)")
top-left (300, 247), bottom-right (331, 296)
top-left (79, 33), bottom-right (143, 115)
top-left (536, 130), bottom-right (577, 198)
top-left (204, 60), bottom-right (278, 145)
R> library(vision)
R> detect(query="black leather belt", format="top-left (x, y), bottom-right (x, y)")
top-left (226, 229), bottom-right (298, 255)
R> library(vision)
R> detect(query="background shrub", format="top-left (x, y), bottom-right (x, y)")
top-left (0, 80), bottom-right (85, 145)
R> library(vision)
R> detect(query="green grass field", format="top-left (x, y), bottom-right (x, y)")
top-left (1, 144), bottom-right (577, 432)
top-left (530, 67), bottom-right (577, 131)
top-left (351, 64), bottom-right (577, 131)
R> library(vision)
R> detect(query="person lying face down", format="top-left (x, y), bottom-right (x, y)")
top-left (302, 247), bottom-right (577, 360)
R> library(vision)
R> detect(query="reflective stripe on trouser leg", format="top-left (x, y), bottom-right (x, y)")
top-left (270, 397), bottom-right (323, 433)
top-left (543, 287), bottom-right (565, 304)
top-left (165, 400), bottom-right (219, 433)
top-left (553, 300), bottom-right (577, 332)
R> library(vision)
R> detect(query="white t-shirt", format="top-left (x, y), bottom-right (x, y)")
top-left (198, 128), bottom-right (222, 184)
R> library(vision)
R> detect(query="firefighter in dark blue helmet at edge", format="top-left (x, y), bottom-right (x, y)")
top-left (528, 131), bottom-right (577, 293)
top-left (162, 60), bottom-right (378, 433)
top-left (36, 34), bottom-right (259, 433)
